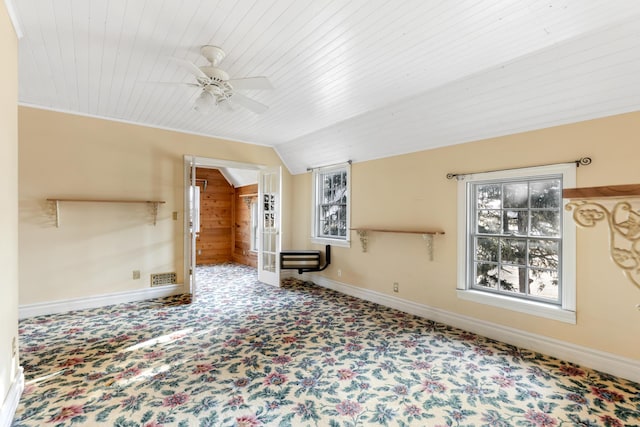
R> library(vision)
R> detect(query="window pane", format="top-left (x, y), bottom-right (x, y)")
top-left (321, 175), bottom-right (332, 203)
top-left (529, 240), bottom-right (559, 269)
top-left (530, 179), bottom-right (561, 209)
top-left (336, 205), bottom-right (346, 237)
top-left (531, 210), bottom-right (560, 236)
top-left (529, 269), bottom-right (559, 301)
top-left (503, 210), bottom-right (528, 235)
top-left (504, 182), bottom-right (528, 208)
top-left (268, 253), bottom-right (276, 272)
top-left (476, 184), bottom-right (501, 209)
top-left (318, 220), bottom-right (327, 235)
top-left (476, 237), bottom-right (498, 261)
top-left (501, 238), bottom-right (526, 265)
top-left (477, 210), bottom-right (501, 233)
top-left (499, 265), bottom-right (527, 294)
top-left (475, 263), bottom-right (499, 289)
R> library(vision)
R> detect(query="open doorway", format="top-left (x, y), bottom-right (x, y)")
top-left (193, 166), bottom-right (258, 267)
top-left (184, 156), bottom-right (281, 296)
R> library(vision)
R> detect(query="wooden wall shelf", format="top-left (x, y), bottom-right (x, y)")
top-left (350, 227), bottom-right (445, 260)
top-left (238, 193), bottom-right (257, 207)
top-left (46, 198), bottom-right (166, 227)
top-left (563, 184), bottom-right (640, 200)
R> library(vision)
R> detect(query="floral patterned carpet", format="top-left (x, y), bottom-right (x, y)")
top-left (12, 264), bottom-right (640, 426)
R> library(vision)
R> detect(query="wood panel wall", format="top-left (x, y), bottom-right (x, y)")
top-left (233, 184), bottom-right (258, 267)
top-left (195, 168), bottom-right (234, 265)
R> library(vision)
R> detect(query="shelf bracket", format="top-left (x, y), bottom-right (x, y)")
top-left (566, 199), bottom-right (640, 291)
top-left (356, 230), bottom-right (369, 253)
top-left (53, 200), bottom-right (60, 228)
top-left (422, 234), bottom-right (434, 261)
top-left (150, 202), bottom-right (160, 226)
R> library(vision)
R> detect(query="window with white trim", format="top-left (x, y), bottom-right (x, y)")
top-left (457, 164), bottom-right (576, 323)
top-left (311, 163), bottom-right (350, 246)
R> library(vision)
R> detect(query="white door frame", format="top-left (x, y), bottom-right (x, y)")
top-left (183, 155), bottom-right (265, 295)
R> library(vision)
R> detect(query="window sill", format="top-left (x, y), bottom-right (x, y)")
top-left (457, 289), bottom-right (576, 324)
top-left (311, 237), bottom-right (350, 248)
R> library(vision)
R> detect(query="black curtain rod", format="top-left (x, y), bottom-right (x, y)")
top-left (446, 157), bottom-right (591, 180)
top-left (306, 160), bottom-right (352, 172)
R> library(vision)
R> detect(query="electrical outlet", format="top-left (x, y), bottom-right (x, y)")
top-left (133, 270), bottom-right (141, 280)
top-left (11, 337), bottom-right (17, 357)
top-left (337, 269), bottom-right (342, 277)
top-left (393, 282), bottom-right (399, 293)
top-left (172, 211), bottom-right (178, 220)
top-left (197, 249), bottom-right (202, 255)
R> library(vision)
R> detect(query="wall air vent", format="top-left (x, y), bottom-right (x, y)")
top-left (150, 272), bottom-right (177, 287)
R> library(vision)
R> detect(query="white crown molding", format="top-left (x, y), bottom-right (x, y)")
top-left (19, 285), bottom-right (184, 319)
top-left (0, 367), bottom-right (23, 427)
top-left (17, 103), bottom-right (274, 148)
top-left (3, 0), bottom-right (23, 39)
top-left (301, 273), bottom-right (640, 384)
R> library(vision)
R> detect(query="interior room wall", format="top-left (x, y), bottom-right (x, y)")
top-left (233, 184), bottom-right (258, 267)
top-left (0, 0), bottom-right (20, 414)
top-left (291, 111), bottom-right (640, 361)
top-left (195, 168), bottom-right (234, 265)
top-left (18, 106), bottom-right (289, 306)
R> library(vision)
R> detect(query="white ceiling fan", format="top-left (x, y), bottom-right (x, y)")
top-left (167, 45), bottom-right (273, 114)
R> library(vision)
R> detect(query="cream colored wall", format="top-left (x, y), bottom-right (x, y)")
top-left (0, 0), bottom-right (20, 409)
top-left (291, 112), bottom-right (640, 360)
top-left (19, 107), bottom-right (290, 305)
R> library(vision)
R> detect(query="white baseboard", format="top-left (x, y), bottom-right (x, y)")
top-left (19, 285), bottom-right (185, 319)
top-left (0, 367), bottom-right (24, 427)
top-left (302, 273), bottom-right (640, 384)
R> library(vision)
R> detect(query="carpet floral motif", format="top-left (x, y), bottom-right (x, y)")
top-left (12, 264), bottom-right (640, 426)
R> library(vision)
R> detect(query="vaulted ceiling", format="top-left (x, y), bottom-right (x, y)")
top-left (12, 0), bottom-right (640, 174)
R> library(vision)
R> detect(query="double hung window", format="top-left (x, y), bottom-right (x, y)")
top-left (457, 164), bottom-right (576, 323)
top-left (311, 163), bottom-right (350, 246)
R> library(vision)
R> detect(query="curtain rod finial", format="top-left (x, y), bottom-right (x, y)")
top-left (577, 157), bottom-right (592, 167)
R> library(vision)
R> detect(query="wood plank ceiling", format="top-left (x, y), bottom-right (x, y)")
top-left (12, 0), bottom-right (640, 174)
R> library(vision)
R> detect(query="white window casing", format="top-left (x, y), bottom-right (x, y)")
top-left (456, 163), bottom-right (576, 323)
top-left (311, 163), bottom-right (351, 247)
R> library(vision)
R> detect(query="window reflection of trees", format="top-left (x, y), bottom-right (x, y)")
top-left (319, 171), bottom-right (347, 238)
top-left (474, 179), bottom-right (561, 302)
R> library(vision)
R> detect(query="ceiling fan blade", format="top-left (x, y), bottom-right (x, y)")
top-left (230, 92), bottom-right (269, 114)
top-left (167, 57), bottom-right (208, 80)
top-left (228, 76), bottom-right (273, 91)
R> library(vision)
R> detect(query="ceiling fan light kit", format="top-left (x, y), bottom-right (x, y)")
top-left (168, 45), bottom-right (273, 114)
top-left (194, 91), bottom-right (215, 113)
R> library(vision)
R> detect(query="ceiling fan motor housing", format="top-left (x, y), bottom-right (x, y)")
top-left (199, 66), bottom-right (229, 82)
top-left (200, 45), bottom-right (226, 66)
